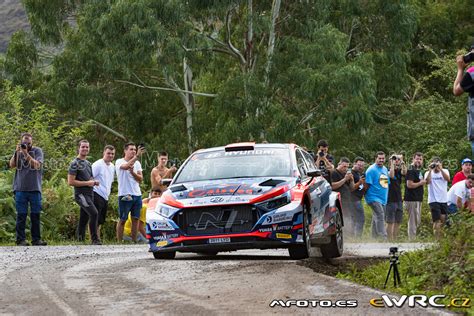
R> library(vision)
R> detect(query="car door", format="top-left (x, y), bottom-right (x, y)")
top-left (300, 149), bottom-right (329, 236)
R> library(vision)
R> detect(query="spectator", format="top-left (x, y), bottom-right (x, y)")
top-left (404, 152), bottom-right (426, 241)
top-left (91, 145), bottom-right (116, 240)
top-left (452, 158), bottom-right (472, 185)
top-left (67, 140), bottom-right (101, 245)
top-left (351, 157), bottom-right (366, 237)
top-left (123, 188), bottom-right (162, 243)
top-left (364, 151), bottom-right (389, 239)
top-left (9, 133), bottom-right (47, 246)
top-left (151, 151), bottom-right (177, 191)
top-left (386, 154), bottom-right (407, 241)
top-left (447, 174), bottom-right (474, 213)
top-left (331, 157), bottom-right (355, 235)
top-left (314, 139), bottom-right (334, 183)
top-left (425, 157), bottom-right (450, 239)
top-left (453, 46), bottom-right (474, 154)
top-left (115, 142), bottom-right (144, 242)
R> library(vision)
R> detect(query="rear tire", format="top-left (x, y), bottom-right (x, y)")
top-left (320, 209), bottom-right (343, 258)
top-left (153, 251), bottom-right (176, 259)
top-left (288, 206), bottom-right (310, 260)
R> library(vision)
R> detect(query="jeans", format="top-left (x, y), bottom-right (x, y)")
top-left (352, 200), bottom-right (365, 237)
top-left (74, 193), bottom-right (99, 242)
top-left (368, 201), bottom-right (387, 239)
top-left (15, 191), bottom-right (42, 242)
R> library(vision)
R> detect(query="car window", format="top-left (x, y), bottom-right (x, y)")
top-left (174, 148), bottom-right (292, 183)
top-left (302, 150), bottom-right (316, 170)
top-left (295, 149), bottom-right (307, 178)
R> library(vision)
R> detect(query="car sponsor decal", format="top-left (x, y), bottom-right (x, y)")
top-left (187, 184), bottom-right (259, 198)
top-left (258, 224), bottom-right (293, 233)
top-left (156, 241), bottom-right (168, 247)
top-left (276, 233), bottom-right (292, 239)
top-left (149, 220), bottom-right (175, 231)
top-left (265, 213), bottom-right (294, 224)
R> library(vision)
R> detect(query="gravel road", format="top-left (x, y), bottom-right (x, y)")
top-left (0, 243), bottom-right (453, 315)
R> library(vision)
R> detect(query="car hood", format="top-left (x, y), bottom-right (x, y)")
top-left (166, 177), bottom-right (295, 207)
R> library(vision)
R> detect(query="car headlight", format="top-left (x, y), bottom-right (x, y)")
top-left (154, 203), bottom-right (179, 218)
top-left (257, 191), bottom-right (291, 210)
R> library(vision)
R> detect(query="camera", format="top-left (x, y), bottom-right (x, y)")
top-left (346, 168), bottom-right (352, 174)
top-left (137, 143), bottom-right (145, 149)
top-left (429, 163), bottom-right (437, 169)
top-left (168, 158), bottom-right (180, 168)
top-left (318, 151), bottom-right (325, 157)
top-left (463, 51), bottom-right (474, 64)
top-left (390, 155), bottom-right (398, 161)
top-left (20, 143), bottom-right (28, 150)
top-left (389, 247), bottom-right (398, 255)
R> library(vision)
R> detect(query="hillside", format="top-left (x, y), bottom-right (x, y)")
top-left (0, 0), bottom-right (30, 53)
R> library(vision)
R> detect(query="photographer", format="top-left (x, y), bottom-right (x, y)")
top-left (331, 157), bottom-right (355, 235)
top-left (424, 157), bottom-right (450, 239)
top-left (386, 154), bottom-right (407, 241)
top-left (9, 133), bottom-right (47, 246)
top-left (351, 157), bottom-right (366, 237)
top-left (151, 151), bottom-right (177, 191)
top-left (453, 45), bottom-right (474, 154)
top-left (314, 139), bottom-right (334, 183)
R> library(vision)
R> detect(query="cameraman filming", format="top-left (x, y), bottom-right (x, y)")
top-left (424, 157), bottom-right (450, 239)
top-left (314, 139), bottom-right (334, 183)
top-left (453, 45), bottom-right (474, 154)
top-left (9, 133), bottom-right (47, 246)
top-left (386, 154), bottom-right (407, 241)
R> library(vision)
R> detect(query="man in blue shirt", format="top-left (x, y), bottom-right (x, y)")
top-left (365, 151), bottom-right (389, 239)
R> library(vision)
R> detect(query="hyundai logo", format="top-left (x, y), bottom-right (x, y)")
top-left (210, 197), bottom-right (224, 203)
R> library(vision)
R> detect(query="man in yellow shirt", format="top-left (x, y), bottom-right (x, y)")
top-left (123, 188), bottom-right (162, 242)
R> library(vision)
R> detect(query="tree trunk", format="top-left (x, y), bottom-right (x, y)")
top-left (183, 57), bottom-right (195, 154)
top-left (264, 0), bottom-right (281, 86)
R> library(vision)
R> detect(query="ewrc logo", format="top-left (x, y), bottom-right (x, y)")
top-left (369, 295), bottom-right (471, 308)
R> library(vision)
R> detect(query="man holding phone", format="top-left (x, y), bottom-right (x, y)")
top-left (151, 151), bottom-right (177, 192)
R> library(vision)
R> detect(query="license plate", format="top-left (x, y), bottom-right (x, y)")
top-left (208, 237), bottom-right (231, 244)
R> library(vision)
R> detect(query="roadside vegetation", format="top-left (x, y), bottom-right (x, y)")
top-left (338, 211), bottom-right (474, 314)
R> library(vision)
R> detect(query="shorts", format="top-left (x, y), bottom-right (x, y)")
top-left (447, 203), bottom-right (458, 214)
top-left (118, 195), bottom-right (142, 221)
top-left (428, 202), bottom-right (447, 222)
top-left (385, 201), bottom-right (403, 223)
top-left (93, 192), bottom-right (109, 225)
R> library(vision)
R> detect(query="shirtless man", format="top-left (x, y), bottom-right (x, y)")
top-left (151, 151), bottom-right (177, 191)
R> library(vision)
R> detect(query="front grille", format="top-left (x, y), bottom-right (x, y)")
top-left (173, 205), bottom-right (258, 236)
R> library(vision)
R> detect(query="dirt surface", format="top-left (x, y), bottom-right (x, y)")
top-left (0, 244), bottom-right (453, 315)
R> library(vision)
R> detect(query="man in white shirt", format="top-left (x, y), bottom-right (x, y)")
top-left (447, 174), bottom-right (474, 213)
top-left (424, 157), bottom-right (450, 238)
top-left (92, 145), bottom-right (116, 240)
top-left (115, 142), bottom-right (144, 242)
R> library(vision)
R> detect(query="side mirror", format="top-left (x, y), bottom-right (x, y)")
top-left (307, 169), bottom-right (322, 177)
top-left (161, 178), bottom-right (172, 187)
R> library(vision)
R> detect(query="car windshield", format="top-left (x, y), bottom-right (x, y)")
top-left (174, 148), bottom-right (292, 183)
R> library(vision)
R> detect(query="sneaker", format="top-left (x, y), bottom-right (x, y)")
top-left (91, 239), bottom-right (102, 245)
top-left (32, 240), bottom-right (47, 246)
top-left (16, 240), bottom-right (30, 246)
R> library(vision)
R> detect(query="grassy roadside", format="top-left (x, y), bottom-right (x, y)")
top-left (337, 211), bottom-right (473, 315)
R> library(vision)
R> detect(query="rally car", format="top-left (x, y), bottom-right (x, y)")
top-left (146, 142), bottom-right (343, 259)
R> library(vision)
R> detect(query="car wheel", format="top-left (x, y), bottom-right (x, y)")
top-left (320, 208), bottom-right (343, 258)
top-left (288, 205), bottom-right (310, 260)
top-left (153, 251), bottom-right (176, 259)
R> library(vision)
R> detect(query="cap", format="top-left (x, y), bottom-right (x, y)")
top-left (461, 158), bottom-right (473, 165)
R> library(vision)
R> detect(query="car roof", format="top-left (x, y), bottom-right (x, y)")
top-left (192, 143), bottom-right (294, 155)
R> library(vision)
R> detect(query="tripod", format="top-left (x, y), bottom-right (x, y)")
top-left (384, 253), bottom-right (401, 288)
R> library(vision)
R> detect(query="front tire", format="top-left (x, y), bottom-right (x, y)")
top-left (320, 209), bottom-right (343, 258)
top-left (288, 206), bottom-right (310, 260)
top-left (153, 251), bottom-right (176, 259)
